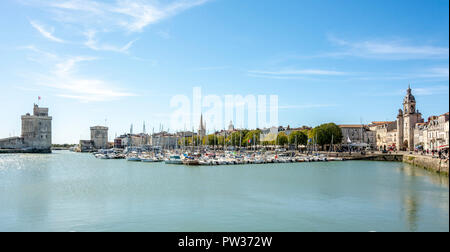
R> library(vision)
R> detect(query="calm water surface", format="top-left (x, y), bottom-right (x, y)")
top-left (0, 151), bottom-right (448, 232)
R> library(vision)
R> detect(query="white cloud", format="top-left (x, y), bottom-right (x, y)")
top-left (157, 30), bottom-right (171, 39)
top-left (346, 66), bottom-right (449, 82)
top-left (54, 56), bottom-right (97, 75)
top-left (414, 85), bottom-right (449, 96)
top-left (19, 45), bottom-right (59, 59)
top-left (22, 46), bottom-right (137, 102)
top-left (193, 66), bottom-right (230, 71)
top-left (249, 69), bottom-right (348, 76)
top-left (247, 68), bottom-right (349, 80)
top-left (30, 20), bottom-right (65, 43)
top-left (113, 0), bottom-right (210, 32)
top-left (328, 36), bottom-right (449, 60)
top-left (361, 85), bottom-right (449, 97)
top-left (418, 67), bottom-right (449, 79)
top-left (84, 30), bottom-right (137, 53)
top-left (32, 0), bottom-right (211, 33)
top-left (48, 57), bottom-right (137, 102)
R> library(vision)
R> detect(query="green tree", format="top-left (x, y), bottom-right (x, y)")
top-left (226, 131), bottom-right (242, 146)
top-left (206, 134), bottom-right (217, 146)
top-left (309, 123), bottom-right (343, 149)
top-left (289, 131), bottom-right (308, 147)
top-left (276, 132), bottom-right (289, 146)
top-left (217, 135), bottom-right (226, 146)
top-left (243, 130), bottom-right (261, 146)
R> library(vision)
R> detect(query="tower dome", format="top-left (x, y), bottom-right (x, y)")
top-left (403, 85), bottom-right (416, 114)
top-left (403, 85), bottom-right (416, 104)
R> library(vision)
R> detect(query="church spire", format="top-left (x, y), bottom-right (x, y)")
top-left (198, 113), bottom-right (206, 137)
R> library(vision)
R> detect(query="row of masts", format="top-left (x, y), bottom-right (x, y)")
top-left (119, 121), bottom-right (338, 154)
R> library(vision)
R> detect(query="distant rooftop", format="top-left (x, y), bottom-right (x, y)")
top-left (371, 121), bottom-right (395, 125)
top-left (339, 124), bottom-right (366, 128)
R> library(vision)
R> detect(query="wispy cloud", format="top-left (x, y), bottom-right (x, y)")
top-left (157, 30), bottom-right (171, 39)
top-left (112, 0), bottom-right (211, 32)
top-left (22, 46), bottom-right (137, 102)
top-left (414, 85), bottom-right (449, 96)
top-left (19, 45), bottom-right (59, 60)
top-left (345, 66), bottom-right (449, 82)
top-left (84, 30), bottom-right (137, 53)
top-left (193, 66), bottom-right (231, 71)
top-left (361, 85), bottom-right (449, 97)
top-left (30, 20), bottom-right (64, 43)
top-left (417, 67), bottom-right (449, 79)
top-left (247, 68), bottom-right (349, 80)
top-left (327, 36), bottom-right (449, 60)
top-left (249, 69), bottom-right (348, 76)
top-left (32, 0), bottom-right (211, 33)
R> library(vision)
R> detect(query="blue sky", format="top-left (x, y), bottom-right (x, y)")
top-left (0, 0), bottom-right (448, 144)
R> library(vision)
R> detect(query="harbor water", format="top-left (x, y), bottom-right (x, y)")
top-left (0, 151), bottom-right (448, 232)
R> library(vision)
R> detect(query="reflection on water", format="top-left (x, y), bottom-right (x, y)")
top-left (0, 151), bottom-right (448, 232)
top-left (404, 194), bottom-right (419, 232)
top-left (399, 163), bottom-right (449, 187)
top-left (398, 163), bottom-right (448, 232)
top-left (17, 167), bottom-right (50, 226)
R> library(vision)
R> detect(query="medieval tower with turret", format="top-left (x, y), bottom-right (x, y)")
top-left (0, 104), bottom-right (52, 153)
top-left (396, 86), bottom-right (424, 151)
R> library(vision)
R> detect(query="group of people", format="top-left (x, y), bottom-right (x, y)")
top-left (416, 148), bottom-right (449, 160)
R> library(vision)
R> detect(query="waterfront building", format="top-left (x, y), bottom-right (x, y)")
top-left (114, 137), bottom-right (124, 149)
top-left (114, 133), bottom-right (150, 148)
top-left (284, 126), bottom-right (311, 136)
top-left (368, 86), bottom-right (449, 152)
top-left (396, 86), bottom-right (424, 151)
top-left (151, 132), bottom-right (178, 149)
top-left (0, 104), bottom-right (52, 153)
top-left (339, 125), bottom-right (376, 149)
top-left (369, 121), bottom-right (397, 150)
top-left (260, 126), bottom-right (281, 143)
top-left (414, 113), bottom-right (449, 151)
top-left (260, 125), bottom-right (311, 143)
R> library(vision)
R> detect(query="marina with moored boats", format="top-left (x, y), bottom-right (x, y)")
top-left (92, 148), bottom-right (343, 166)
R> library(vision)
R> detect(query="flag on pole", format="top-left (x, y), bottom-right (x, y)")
top-left (38, 96), bottom-right (41, 100)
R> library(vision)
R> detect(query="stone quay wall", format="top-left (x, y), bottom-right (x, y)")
top-left (329, 151), bottom-right (448, 176)
top-left (403, 155), bottom-right (449, 176)
top-left (0, 148), bottom-right (52, 154)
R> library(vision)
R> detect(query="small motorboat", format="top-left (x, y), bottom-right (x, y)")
top-left (183, 159), bottom-right (200, 166)
top-left (165, 155), bottom-right (184, 165)
top-left (127, 156), bottom-right (141, 162)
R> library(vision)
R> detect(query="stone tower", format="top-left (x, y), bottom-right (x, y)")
top-left (396, 86), bottom-right (423, 151)
top-left (90, 126), bottom-right (109, 150)
top-left (21, 104), bottom-right (52, 152)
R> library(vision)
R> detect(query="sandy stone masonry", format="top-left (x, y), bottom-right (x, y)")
top-left (0, 104), bottom-right (52, 153)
